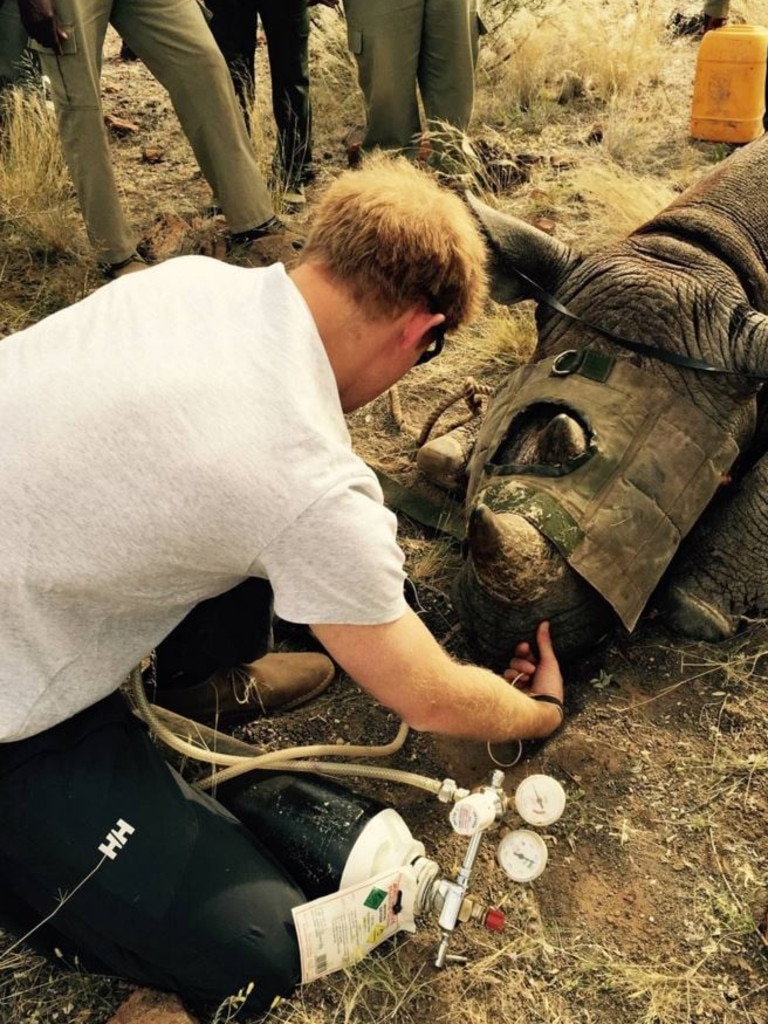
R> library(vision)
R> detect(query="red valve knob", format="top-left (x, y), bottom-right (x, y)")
top-left (484, 908), bottom-right (505, 932)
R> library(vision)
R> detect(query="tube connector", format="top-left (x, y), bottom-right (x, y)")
top-left (436, 778), bottom-right (470, 804)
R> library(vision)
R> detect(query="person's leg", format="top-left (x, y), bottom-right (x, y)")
top-left (0, 694), bottom-right (304, 1011)
top-left (154, 577), bottom-right (274, 688)
top-left (0, 0), bottom-right (30, 87)
top-left (29, 0), bottom-right (138, 265)
top-left (205, 0), bottom-right (259, 126)
top-left (257, 0), bottom-right (312, 186)
top-left (343, 0), bottom-right (423, 154)
top-left (150, 577), bottom-right (335, 724)
top-left (113, 0), bottom-right (275, 233)
top-left (419, 0), bottom-right (479, 137)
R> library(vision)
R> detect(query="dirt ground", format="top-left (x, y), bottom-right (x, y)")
top-left (1, 11), bottom-right (768, 1024)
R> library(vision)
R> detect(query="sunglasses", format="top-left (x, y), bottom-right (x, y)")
top-left (415, 323), bottom-right (446, 366)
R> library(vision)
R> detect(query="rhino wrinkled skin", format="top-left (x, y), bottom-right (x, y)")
top-left (448, 134), bottom-right (768, 667)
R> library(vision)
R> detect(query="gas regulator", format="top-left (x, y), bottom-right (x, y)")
top-left (428, 770), bottom-right (566, 968)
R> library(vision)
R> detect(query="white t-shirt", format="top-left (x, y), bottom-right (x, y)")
top-left (0, 258), bottom-right (407, 741)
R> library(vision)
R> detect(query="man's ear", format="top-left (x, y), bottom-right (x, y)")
top-left (400, 309), bottom-right (446, 355)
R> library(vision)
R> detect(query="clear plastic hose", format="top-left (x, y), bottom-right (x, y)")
top-left (130, 666), bottom-right (446, 796)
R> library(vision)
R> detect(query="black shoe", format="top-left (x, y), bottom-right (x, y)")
top-left (102, 252), bottom-right (147, 280)
top-left (230, 217), bottom-right (286, 246)
top-left (229, 217), bottom-right (304, 256)
top-left (119, 40), bottom-right (139, 61)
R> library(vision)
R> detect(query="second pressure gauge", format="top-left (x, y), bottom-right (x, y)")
top-left (497, 829), bottom-right (549, 882)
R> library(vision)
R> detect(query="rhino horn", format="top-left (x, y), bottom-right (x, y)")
top-left (465, 192), bottom-right (580, 305)
top-left (458, 502), bottom-right (616, 667)
top-left (493, 408), bottom-right (589, 469)
top-left (467, 503), bottom-right (553, 603)
top-left (468, 503), bottom-right (506, 564)
top-left (537, 412), bottom-right (589, 464)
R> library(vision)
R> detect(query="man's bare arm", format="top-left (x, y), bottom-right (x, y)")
top-left (312, 609), bottom-right (563, 741)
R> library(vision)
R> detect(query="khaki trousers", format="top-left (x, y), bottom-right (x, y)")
top-left (343, 0), bottom-right (481, 155)
top-left (32, 0), bottom-right (274, 264)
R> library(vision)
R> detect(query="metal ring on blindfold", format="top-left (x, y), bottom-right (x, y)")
top-left (551, 349), bottom-right (582, 376)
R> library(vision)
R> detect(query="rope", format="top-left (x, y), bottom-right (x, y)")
top-left (388, 384), bottom-right (416, 437)
top-left (389, 378), bottom-right (495, 446)
top-left (416, 377), bottom-right (494, 447)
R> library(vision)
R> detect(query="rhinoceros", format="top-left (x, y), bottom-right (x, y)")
top-left (421, 134), bottom-right (768, 667)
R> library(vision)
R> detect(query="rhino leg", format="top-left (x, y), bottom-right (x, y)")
top-left (416, 419), bottom-right (482, 493)
top-left (452, 504), bottom-right (616, 668)
top-left (660, 454), bottom-right (768, 640)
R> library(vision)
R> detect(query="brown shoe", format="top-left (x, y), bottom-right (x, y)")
top-left (152, 652), bottom-right (335, 725)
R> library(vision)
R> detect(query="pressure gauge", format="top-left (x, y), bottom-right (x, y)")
top-left (514, 774), bottom-right (566, 827)
top-left (497, 829), bottom-right (549, 882)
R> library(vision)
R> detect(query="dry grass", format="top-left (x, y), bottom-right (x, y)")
top-left (0, 86), bottom-right (92, 336)
top-left (2, 5), bottom-right (768, 1024)
top-left (0, 86), bottom-right (74, 247)
top-left (479, 0), bottom-right (670, 111)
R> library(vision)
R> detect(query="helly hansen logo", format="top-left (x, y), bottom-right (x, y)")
top-left (98, 818), bottom-right (136, 860)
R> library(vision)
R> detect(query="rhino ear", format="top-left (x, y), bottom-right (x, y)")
top-left (466, 192), bottom-right (581, 306)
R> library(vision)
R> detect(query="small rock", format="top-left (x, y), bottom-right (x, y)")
top-left (549, 154), bottom-right (576, 171)
top-left (344, 125), bottom-right (365, 168)
top-left (532, 216), bottom-right (557, 235)
top-left (142, 146), bottom-right (165, 164)
top-left (104, 113), bottom-right (140, 136)
top-left (105, 988), bottom-right (198, 1024)
top-left (140, 212), bottom-right (191, 261)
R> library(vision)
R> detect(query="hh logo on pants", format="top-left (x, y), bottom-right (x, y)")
top-left (98, 818), bottom-right (136, 860)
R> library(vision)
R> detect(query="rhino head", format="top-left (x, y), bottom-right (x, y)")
top-left (444, 136), bottom-right (768, 667)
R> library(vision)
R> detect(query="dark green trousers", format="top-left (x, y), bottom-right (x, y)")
top-left (207, 0), bottom-right (313, 185)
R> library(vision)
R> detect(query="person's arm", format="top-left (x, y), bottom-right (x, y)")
top-left (312, 610), bottom-right (563, 741)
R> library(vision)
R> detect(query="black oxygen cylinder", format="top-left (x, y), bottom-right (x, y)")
top-left (217, 773), bottom-right (389, 900)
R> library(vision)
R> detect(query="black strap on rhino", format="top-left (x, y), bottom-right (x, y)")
top-left (510, 263), bottom-right (768, 379)
top-left (465, 351), bottom-right (740, 631)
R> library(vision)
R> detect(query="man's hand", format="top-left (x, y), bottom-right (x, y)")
top-left (504, 621), bottom-right (564, 704)
top-left (19, 0), bottom-right (68, 52)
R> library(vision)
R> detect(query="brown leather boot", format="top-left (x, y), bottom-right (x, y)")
top-left (152, 652), bottom-right (335, 725)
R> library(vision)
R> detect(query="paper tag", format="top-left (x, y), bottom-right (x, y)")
top-left (291, 866), bottom-right (417, 984)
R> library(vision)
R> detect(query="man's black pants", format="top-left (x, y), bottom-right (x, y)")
top-left (0, 579), bottom-right (304, 1012)
top-left (206, 0), bottom-right (313, 182)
